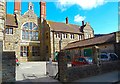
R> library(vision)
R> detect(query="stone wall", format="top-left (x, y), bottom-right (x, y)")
top-left (115, 43), bottom-right (120, 59)
top-left (65, 43), bottom-right (115, 59)
top-left (58, 51), bottom-right (68, 82)
top-left (50, 32), bottom-right (84, 60)
top-left (0, 41), bottom-right (2, 83)
top-left (66, 61), bottom-right (120, 82)
top-left (83, 22), bottom-right (94, 39)
top-left (2, 51), bottom-right (15, 82)
top-left (0, 1), bottom-right (6, 41)
top-left (4, 4), bottom-right (41, 62)
top-left (58, 51), bottom-right (120, 82)
top-left (4, 27), bottom-right (19, 51)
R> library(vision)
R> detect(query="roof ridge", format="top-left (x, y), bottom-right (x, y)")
top-left (64, 32), bottom-right (116, 50)
top-left (69, 32), bottom-right (115, 44)
top-left (47, 20), bottom-right (81, 26)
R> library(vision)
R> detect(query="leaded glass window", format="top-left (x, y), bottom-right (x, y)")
top-left (22, 22), bottom-right (39, 41)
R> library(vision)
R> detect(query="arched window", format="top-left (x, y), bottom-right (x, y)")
top-left (22, 22), bottom-right (39, 41)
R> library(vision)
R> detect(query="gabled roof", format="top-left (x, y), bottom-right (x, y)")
top-left (46, 20), bottom-right (83, 34)
top-left (64, 33), bottom-right (116, 50)
top-left (22, 10), bottom-right (37, 19)
top-left (80, 22), bottom-right (93, 32)
top-left (6, 14), bottom-right (17, 27)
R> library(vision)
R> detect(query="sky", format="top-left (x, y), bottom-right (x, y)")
top-left (6, 0), bottom-right (118, 34)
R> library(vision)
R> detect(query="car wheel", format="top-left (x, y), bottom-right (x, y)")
top-left (72, 64), bottom-right (75, 67)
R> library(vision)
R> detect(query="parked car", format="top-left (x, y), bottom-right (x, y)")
top-left (99, 53), bottom-right (118, 61)
top-left (71, 56), bottom-right (93, 66)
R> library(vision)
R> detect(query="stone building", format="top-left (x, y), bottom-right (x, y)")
top-left (3, 0), bottom-right (94, 61)
top-left (0, 0), bottom-right (6, 83)
top-left (0, 0), bottom-right (6, 41)
top-left (4, 1), bottom-right (40, 61)
top-left (64, 31), bottom-right (120, 59)
top-left (40, 1), bottom-right (94, 60)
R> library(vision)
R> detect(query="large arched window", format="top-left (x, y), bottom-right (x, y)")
top-left (22, 22), bottom-right (39, 41)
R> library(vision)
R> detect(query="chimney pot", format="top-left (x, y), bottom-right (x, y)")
top-left (14, 0), bottom-right (21, 14)
top-left (66, 17), bottom-right (68, 24)
top-left (82, 21), bottom-right (84, 26)
top-left (40, 0), bottom-right (46, 23)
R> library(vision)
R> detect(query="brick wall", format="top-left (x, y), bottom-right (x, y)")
top-left (2, 51), bottom-right (15, 82)
top-left (58, 51), bottom-right (120, 82)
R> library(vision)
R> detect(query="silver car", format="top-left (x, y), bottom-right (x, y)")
top-left (99, 53), bottom-right (118, 61)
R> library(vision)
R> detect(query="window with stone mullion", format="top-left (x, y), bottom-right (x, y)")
top-left (5, 28), bottom-right (13, 34)
top-left (22, 22), bottom-right (38, 41)
top-left (20, 46), bottom-right (29, 57)
top-left (32, 46), bottom-right (40, 56)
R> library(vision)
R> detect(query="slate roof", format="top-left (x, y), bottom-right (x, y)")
top-left (64, 33), bottom-right (116, 50)
top-left (6, 14), bottom-right (17, 27)
top-left (46, 20), bottom-right (83, 34)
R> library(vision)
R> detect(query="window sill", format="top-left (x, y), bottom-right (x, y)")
top-left (5, 34), bottom-right (13, 35)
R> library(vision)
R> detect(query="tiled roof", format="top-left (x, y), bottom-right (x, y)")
top-left (64, 33), bottom-right (116, 50)
top-left (6, 14), bottom-right (17, 27)
top-left (46, 20), bottom-right (83, 34)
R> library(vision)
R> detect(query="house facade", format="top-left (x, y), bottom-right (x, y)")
top-left (2, 0), bottom-right (94, 61)
top-left (4, 1), bottom-right (40, 62)
top-left (64, 31), bottom-right (120, 60)
top-left (40, 1), bottom-right (94, 60)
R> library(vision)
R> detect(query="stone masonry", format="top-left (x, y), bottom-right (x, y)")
top-left (58, 51), bottom-right (120, 82)
top-left (2, 51), bottom-right (15, 82)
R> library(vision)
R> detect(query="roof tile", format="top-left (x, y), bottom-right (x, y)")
top-left (64, 33), bottom-right (116, 50)
top-left (47, 20), bottom-right (82, 34)
top-left (6, 14), bottom-right (17, 27)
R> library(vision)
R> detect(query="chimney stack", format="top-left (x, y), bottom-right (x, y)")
top-left (40, 0), bottom-right (46, 23)
top-left (82, 21), bottom-right (84, 26)
top-left (14, 0), bottom-right (21, 14)
top-left (66, 17), bottom-right (68, 24)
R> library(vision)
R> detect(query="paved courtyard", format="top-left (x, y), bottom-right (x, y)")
top-left (16, 62), bottom-right (60, 83)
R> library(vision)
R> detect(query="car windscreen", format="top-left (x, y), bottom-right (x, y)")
top-left (100, 54), bottom-right (108, 59)
top-left (75, 58), bottom-right (86, 62)
top-left (109, 54), bottom-right (118, 59)
top-left (86, 58), bottom-right (92, 63)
